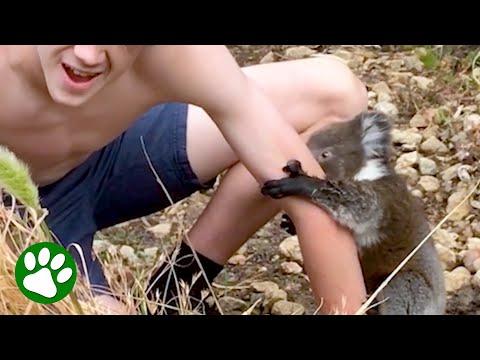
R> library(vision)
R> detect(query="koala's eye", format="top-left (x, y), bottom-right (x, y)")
top-left (321, 150), bottom-right (332, 159)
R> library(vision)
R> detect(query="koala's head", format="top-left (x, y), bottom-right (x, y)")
top-left (306, 111), bottom-right (392, 181)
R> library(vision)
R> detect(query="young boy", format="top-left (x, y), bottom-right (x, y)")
top-left (0, 45), bottom-right (368, 314)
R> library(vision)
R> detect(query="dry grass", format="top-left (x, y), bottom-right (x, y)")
top-left (0, 194), bottom-right (222, 315)
top-left (0, 145), bottom-right (220, 315)
top-left (0, 195), bottom-right (224, 315)
top-left (0, 194), bottom-right (93, 315)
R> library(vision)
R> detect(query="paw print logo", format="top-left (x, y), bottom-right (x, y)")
top-left (15, 242), bottom-right (77, 304)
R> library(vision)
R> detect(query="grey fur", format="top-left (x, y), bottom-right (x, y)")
top-left (262, 111), bottom-right (446, 315)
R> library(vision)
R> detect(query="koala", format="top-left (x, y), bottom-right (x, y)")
top-left (261, 111), bottom-right (446, 315)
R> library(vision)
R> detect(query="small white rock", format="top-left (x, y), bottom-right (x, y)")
top-left (418, 157), bottom-right (438, 175)
top-left (332, 49), bottom-right (353, 61)
top-left (395, 166), bottom-right (419, 184)
top-left (396, 151), bottom-right (419, 168)
top-left (93, 240), bottom-right (112, 253)
top-left (219, 296), bottom-right (248, 312)
top-left (447, 190), bottom-right (472, 221)
top-left (228, 254), bottom-right (246, 266)
top-left (147, 222), bottom-right (172, 237)
top-left (411, 76), bottom-right (434, 90)
top-left (411, 189), bottom-right (423, 198)
top-left (467, 237), bottom-right (480, 250)
top-left (400, 144), bottom-right (417, 152)
top-left (464, 114), bottom-right (480, 132)
top-left (271, 300), bottom-right (305, 315)
top-left (372, 82), bottom-right (392, 102)
top-left (470, 200), bottom-right (480, 210)
top-left (433, 229), bottom-right (459, 249)
top-left (420, 136), bottom-right (449, 154)
top-left (119, 245), bottom-right (135, 258)
top-left (391, 129), bottom-right (423, 147)
top-left (259, 51), bottom-right (275, 64)
top-left (404, 55), bottom-right (424, 71)
top-left (281, 261), bottom-right (303, 274)
top-left (388, 59), bottom-right (404, 71)
top-left (410, 113), bottom-right (429, 128)
top-left (462, 249), bottom-right (480, 273)
top-left (418, 176), bottom-right (440, 192)
top-left (422, 124), bottom-right (440, 139)
top-left (279, 236), bottom-right (303, 264)
top-left (457, 165), bottom-right (473, 183)
top-left (374, 101), bottom-right (398, 117)
top-left (435, 243), bottom-right (457, 271)
top-left (441, 164), bottom-right (462, 181)
top-left (444, 266), bottom-right (472, 293)
top-left (285, 46), bottom-right (316, 59)
top-left (236, 244), bottom-right (248, 256)
top-left (119, 245), bottom-right (139, 265)
top-left (263, 288), bottom-right (288, 309)
top-left (390, 71), bottom-right (414, 85)
top-left (251, 281), bottom-right (279, 293)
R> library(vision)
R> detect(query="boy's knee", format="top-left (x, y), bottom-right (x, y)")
top-left (306, 56), bottom-right (368, 122)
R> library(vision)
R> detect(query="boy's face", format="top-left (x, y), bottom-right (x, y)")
top-left (36, 45), bottom-right (143, 106)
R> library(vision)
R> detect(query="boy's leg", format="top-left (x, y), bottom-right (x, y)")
top-left (182, 56), bottom-right (368, 314)
top-left (41, 103), bottom-right (217, 314)
top-left (39, 152), bottom-right (131, 314)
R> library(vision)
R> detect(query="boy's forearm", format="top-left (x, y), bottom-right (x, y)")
top-left (207, 82), bottom-right (326, 183)
top-left (282, 198), bottom-right (367, 314)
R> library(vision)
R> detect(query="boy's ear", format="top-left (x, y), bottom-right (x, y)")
top-left (357, 111), bottom-right (392, 159)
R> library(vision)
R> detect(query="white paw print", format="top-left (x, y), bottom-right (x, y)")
top-left (23, 247), bottom-right (73, 298)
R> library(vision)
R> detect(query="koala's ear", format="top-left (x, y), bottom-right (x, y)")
top-left (358, 111), bottom-right (392, 159)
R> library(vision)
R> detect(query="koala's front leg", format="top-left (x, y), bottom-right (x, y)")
top-left (261, 175), bottom-right (327, 199)
top-left (261, 159), bottom-right (327, 199)
top-left (262, 160), bottom-right (380, 236)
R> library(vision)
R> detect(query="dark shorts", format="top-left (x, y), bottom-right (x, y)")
top-left (39, 103), bottom-right (215, 294)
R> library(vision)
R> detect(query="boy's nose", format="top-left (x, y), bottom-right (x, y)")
top-left (72, 45), bottom-right (107, 67)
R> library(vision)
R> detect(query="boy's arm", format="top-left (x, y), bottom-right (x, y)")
top-left (140, 45), bottom-right (367, 313)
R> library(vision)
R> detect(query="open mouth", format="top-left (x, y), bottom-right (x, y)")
top-left (62, 63), bottom-right (102, 83)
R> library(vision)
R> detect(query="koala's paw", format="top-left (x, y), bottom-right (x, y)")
top-left (262, 176), bottom-right (320, 199)
top-left (261, 178), bottom-right (295, 199)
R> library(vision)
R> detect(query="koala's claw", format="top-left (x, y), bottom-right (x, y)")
top-left (282, 159), bottom-right (306, 178)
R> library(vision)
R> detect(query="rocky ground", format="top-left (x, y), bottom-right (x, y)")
top-left (94, 45), bottom-right (480, 315)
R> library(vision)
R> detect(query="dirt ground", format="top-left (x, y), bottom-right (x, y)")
top-left (96, 45), bottom-right (480, 315)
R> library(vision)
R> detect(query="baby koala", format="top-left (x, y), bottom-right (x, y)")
top-left (261, 111), bottom-right (446, 315)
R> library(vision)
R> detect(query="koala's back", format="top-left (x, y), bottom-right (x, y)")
top-left (360, 173), bottom-right (446, 314)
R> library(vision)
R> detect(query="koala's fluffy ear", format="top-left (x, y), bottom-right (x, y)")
top-left (358, 111), bottom-right (392, 159)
